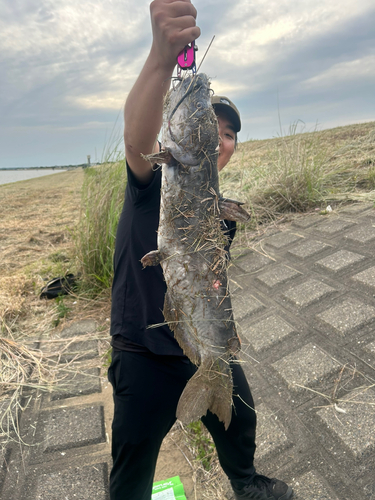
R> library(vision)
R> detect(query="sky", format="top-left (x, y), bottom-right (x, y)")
top-left (1, 0), bottom-right (374, 168)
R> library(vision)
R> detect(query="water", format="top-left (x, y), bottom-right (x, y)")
top-left (0, 169), bottom-right (67, 187)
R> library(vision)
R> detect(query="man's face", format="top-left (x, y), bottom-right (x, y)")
top-left (216, 112), bottom-right (236, 172)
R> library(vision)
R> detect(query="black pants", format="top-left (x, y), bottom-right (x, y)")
top-left (108, 349), bottom-right (257, 500)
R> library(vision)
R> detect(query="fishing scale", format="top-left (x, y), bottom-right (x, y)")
top-left (177, 41), bottom-right (197, 78)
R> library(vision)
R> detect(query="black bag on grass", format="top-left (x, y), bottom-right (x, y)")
top-left (40, 274), bottom-right (77, 299)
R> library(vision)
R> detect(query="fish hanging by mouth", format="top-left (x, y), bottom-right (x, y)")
top-left (141, 73), bottom-right (250, 430)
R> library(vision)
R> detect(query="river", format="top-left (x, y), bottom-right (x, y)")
top-left (0, 169), bottom-right (67, 187)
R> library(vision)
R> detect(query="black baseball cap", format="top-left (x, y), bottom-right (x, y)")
top-left (211, 95), bottom-right (241, 132)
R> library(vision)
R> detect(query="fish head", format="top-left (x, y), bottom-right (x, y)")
top-left (161, 73), bottom-right (219, 166)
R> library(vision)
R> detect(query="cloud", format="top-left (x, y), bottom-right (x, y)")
top-left (301, 55), bottom-right (375, 89)
top-left (202, 0), bottom-right (375, 80)
top-left (0, 0), bottom-right (151, 117)
top-left (209, 79), bottom-right (249, 96)
top-left (70, 93), bottom-right (126, 110)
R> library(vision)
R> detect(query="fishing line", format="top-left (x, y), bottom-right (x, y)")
top-left (196, 35), bottom-right (215, 74)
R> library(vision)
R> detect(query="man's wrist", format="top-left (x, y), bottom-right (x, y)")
top-left (149, 44), bottom-right (177, 75)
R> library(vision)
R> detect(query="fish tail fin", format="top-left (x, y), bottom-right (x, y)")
top-left (176, 359), bottom-right (233, 430)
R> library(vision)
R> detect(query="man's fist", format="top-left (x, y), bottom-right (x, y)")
top-left (150, 0), bottom-right (201, 70)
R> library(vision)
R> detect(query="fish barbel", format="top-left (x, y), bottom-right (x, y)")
top-left (141, 73), bottom-right (249, 429)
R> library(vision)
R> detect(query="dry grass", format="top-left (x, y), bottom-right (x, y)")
top-left (293, 363), bottom-right (375, 411)
top-left (220, 121), bottom-right (375, 228)
top-left (171, 421), bottom-right (234, 500)
top-left (0, 337), bottom-right (47, 448)
top-left (0, 168), bottom-right (112, 447)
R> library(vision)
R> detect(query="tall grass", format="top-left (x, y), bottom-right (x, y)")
top-left (74, 159), bottom-right (127, 293)
top-left (220, 123), bottom-right (327, 226)
top-left (251, 123), bottom-right (328, 212)
top-left (220, 121), bottom-right (375, 227)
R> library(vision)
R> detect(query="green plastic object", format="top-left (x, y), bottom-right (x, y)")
top-left (152, 476), bottom-right (187, 499)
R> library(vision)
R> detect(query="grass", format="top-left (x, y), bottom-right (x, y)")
top-left (73, 160), bottom-right (127, 294)
top-left (220, 121), bottom-right (375, 229)
top-left (0, 169), bottom-right (87, 452)
top-left (52, 296), bottom-right (70, 327)
top-left (0, 335), bottom-right (50, 449)
top-left (185, 421), bottom-right (216, 471)
top-left (70, 120), bottom-right (375, 294)
top-left (73, 124), bottom-right (127, 294)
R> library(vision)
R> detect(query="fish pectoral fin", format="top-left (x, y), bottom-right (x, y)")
top-left (176, 360), bottom-right (233, 430)
top-left (140, 250), bottom-right (164, 267)
top-left (218, 198), bottom-right (251, 222)
top-left (141, 150), bottom-right (172, 165)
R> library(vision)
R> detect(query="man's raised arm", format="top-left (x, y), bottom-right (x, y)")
top-left (124, 0), bottom-right (200, 184)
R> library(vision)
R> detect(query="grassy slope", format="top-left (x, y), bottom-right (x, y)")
top-left (220, 121), bottom-right (375, 224)
top-left (0, 168), bottom-right (107, 357)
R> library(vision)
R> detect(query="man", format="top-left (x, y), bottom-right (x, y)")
top-left (108, 1), bottom-right (293, 499)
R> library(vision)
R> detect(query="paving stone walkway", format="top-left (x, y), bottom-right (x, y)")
top-left (230, 204), bottom-right (375, 500)
top-left (1, 204), bottom-right (375, 499)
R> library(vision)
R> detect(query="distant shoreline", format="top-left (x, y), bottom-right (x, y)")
top-left (0, 164), bottom-right (99, 171)
top-left (0, 167), bottom-right (79, 187)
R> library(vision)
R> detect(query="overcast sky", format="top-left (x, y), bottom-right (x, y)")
top-left (1, 0), bottom-right (374, 168)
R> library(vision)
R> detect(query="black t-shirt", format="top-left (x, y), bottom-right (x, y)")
top-left (110, 161), bottom-right (236, 356)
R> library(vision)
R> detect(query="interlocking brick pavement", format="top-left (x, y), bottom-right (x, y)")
top-left (230, 204), bottom-right (375, 500)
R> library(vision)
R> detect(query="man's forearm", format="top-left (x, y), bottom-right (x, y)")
top-left (124, 50), bottom-right (175, 176)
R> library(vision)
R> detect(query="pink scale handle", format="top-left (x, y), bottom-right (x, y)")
top-left (177, 41), bottom-right (196, 70)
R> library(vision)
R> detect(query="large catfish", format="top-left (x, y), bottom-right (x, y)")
top-left (141, 73), bottom-right (249, 430)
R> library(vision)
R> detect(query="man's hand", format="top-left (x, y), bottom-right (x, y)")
top-left (150, 0), bottom-right (201, 71)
